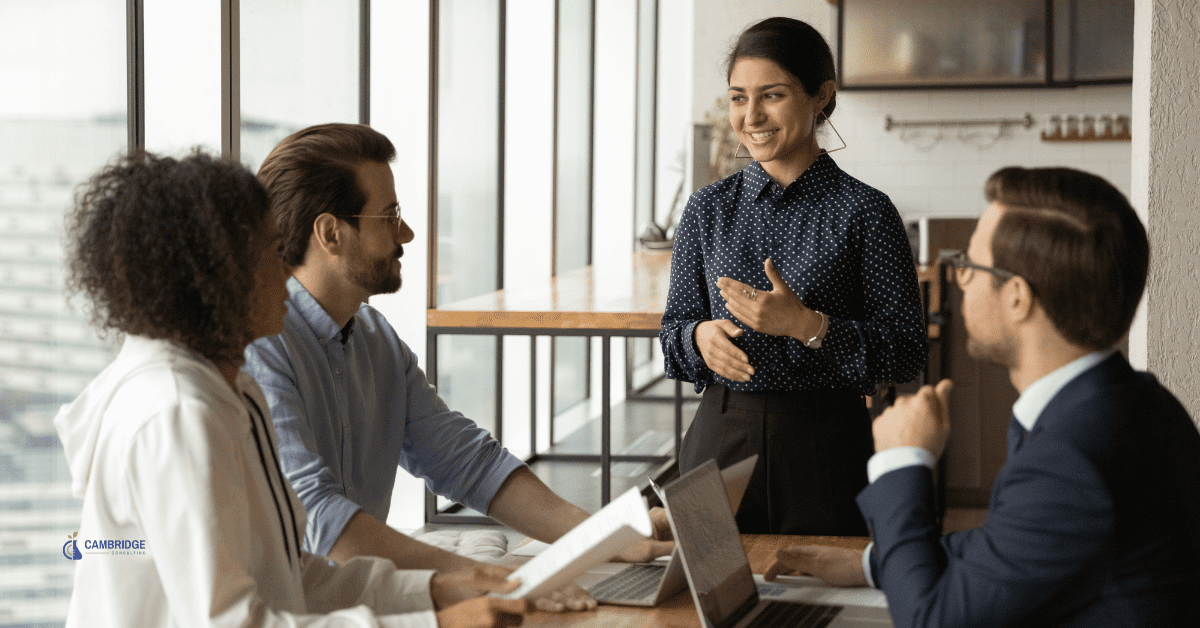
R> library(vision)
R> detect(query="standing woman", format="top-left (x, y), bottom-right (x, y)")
top-left (660, 17), bottom-right (927, 536)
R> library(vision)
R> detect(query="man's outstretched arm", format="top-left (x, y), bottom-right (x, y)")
top-left (487, 466), bottom-right (675, 562)
top-left (327, 510), bottom-right (478, 572)
top-left (327, 508), bottom-right (596, 613)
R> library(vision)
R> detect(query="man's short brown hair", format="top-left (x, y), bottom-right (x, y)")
top-left (986, 167), bottom-right (1148, 351)
top-left (257, 123), bottom-right (396, 267)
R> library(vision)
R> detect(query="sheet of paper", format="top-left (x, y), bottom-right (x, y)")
top-left (500, 487), bottom-right (653, 600)
top-left (753, 574), bottom-right (889, 608)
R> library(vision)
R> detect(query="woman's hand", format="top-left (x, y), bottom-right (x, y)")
top-left (435, 597), bottom-right (526, 628)
top-left (431, 563), bottom-right (597, 614)
top-left (718, 258), bottom-right (822, 341)
top-left (430, 564), bottom-right (519, 610)
top-left (763, 545), bottom-right (868, 587)
top-left (695, 320), bottom-right (755, 382)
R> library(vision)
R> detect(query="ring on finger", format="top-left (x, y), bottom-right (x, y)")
top-left (749, 288), bottom-right (758, 300)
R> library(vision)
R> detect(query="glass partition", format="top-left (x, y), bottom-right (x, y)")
top-left (436, 0), bottom-right (500, 305)
top-left (552, 0), bottom-right (594, 421)
top-left (240, 0), bottom-right (360, 172)
top-left (0, 1), bottom-right (126, 624)
top-left (144, 0), bottom-right (222, 154)
top-left (432, 0), bottom-right (501, 513)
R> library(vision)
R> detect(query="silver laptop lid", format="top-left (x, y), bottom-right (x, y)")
top-left (661, 460), bottom-right (759, 628)
top-left (720, 454), bottom-right (757, 514)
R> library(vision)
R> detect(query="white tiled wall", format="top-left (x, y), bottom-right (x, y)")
top-left (829, 85), bottom-right (1133, 221)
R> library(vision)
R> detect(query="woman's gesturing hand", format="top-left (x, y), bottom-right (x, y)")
top-left (694, 319), bottom-right (755, 382)
top-left (718, 258), bottom-right (823, 342)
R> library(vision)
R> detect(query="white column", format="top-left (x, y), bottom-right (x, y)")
top-left (503, 0), bottom-right (556, 460)
top-left (372, 0), bottom-right (432, 533)
top-left (1130, 0), bottom-right (1200, 421)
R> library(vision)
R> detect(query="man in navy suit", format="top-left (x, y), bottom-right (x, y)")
top-left (765, 167), bottom-right (1200, 626)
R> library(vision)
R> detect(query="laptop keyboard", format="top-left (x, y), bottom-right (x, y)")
top-left (743, 600), bottom-right (843, 628)
top-left (587, 564), bottom-right (666, 601)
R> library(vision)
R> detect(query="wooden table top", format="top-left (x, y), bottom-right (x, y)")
top-left (509, 534), bottom-right (871, 627)
top-left (427, 251), bottom-right (941, 336)
top-left (427, 251), bottom-right (672, 331)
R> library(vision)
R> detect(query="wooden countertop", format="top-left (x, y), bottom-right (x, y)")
top-left (428, 250), bottom-right (943, 336)
top-left (427, 251), bottom-right (672, 331)
top-left (508, 534), bottom-right (872, 627)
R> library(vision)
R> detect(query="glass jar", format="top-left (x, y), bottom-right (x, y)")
top-left (1114, 115), bottom-right (1131, 139)
top-left (1045, 115), bottom-right (1063, 140)
top-left (1065, 115), bottom-right (1081, 140)
top-left (1082, 115), bottom-right (1096, 139)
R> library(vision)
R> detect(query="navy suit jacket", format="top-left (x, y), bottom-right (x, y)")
top-left (858, 354), bottom-right (1200, 627)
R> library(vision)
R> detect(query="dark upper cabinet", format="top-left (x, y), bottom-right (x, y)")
top-left (838, 0), bottom-right (1133, 89)
top-left (1052, 0), bottom-right (1134, 83)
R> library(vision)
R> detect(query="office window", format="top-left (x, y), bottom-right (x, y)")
top-left (436, 0), bottom-right (500, 306)
top-left (144, 0), bottom-right (223, 154)
top-left (0, 1), bottom-right (126, 625)
top-left (241, 0), bottom-right (361, 172)
top-left (552, 0), bottom-right (594, 419)
top-left (432, 0), bottom-right (502, 514)
top-left (630, 0), bottom-right (658, 375)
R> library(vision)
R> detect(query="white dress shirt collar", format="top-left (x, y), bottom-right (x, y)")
top-left (1011, 349), bottom-right (1116, 432)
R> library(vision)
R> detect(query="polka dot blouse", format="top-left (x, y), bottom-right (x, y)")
top-left (660, 155), bottom-right (928, 395)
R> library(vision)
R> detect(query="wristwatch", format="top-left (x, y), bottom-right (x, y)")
top-left (803, 312), bottom-right (828, 349)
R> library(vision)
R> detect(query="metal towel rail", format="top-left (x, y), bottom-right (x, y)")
top-left (884, 113), bottom-right (1034, 132)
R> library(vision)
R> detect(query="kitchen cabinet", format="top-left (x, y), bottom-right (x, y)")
top-left (838, 0), bottom-right (1133, 89)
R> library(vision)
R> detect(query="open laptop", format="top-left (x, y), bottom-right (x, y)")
top-left (659, 460), bottom-right (893, 628)
top-left (573, 455), bottom-right (758, 607)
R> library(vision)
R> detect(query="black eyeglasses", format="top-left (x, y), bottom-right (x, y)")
top-left (942, 250), bottom-right (1016, 285)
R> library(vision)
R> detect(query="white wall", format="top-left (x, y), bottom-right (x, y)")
top-left (1131, 0), bottom-right (1200, 420)
top-left (834, 87), bottom-right (1132, 221)
top-left (502, 0), bottom-right (556, 462)
top-left (369, 0), bottom-right (432, 533)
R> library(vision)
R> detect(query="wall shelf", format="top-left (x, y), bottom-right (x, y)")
top-left (1040, 134), bottom-right (1131, 142)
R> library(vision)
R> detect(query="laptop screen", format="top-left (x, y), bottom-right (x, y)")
top-left (663, 460), bottom-right (759, 628)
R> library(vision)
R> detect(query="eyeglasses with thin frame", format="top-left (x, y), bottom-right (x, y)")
top-left (942, 250), bottom-right (1015, 285)
top-left (350, 203), bottom-right (402, 230)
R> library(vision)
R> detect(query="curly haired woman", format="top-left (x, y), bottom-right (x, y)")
top-left (55, 151), bottom-right (523, 628)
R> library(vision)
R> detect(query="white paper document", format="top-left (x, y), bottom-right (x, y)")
top-left (500, 487), bottom-right (653, 600)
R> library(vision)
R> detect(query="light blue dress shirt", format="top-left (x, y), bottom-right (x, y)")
top-left (244, 276), bottom-right (525, 556)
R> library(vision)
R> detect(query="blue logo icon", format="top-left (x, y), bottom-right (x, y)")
top-left (63, 532), bottom-right (82, 560)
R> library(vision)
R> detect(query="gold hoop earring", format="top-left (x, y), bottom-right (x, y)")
top-left (734, 143), bottom-right (752, 159)
top-left (817, 112), bottom-right (848, 154)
